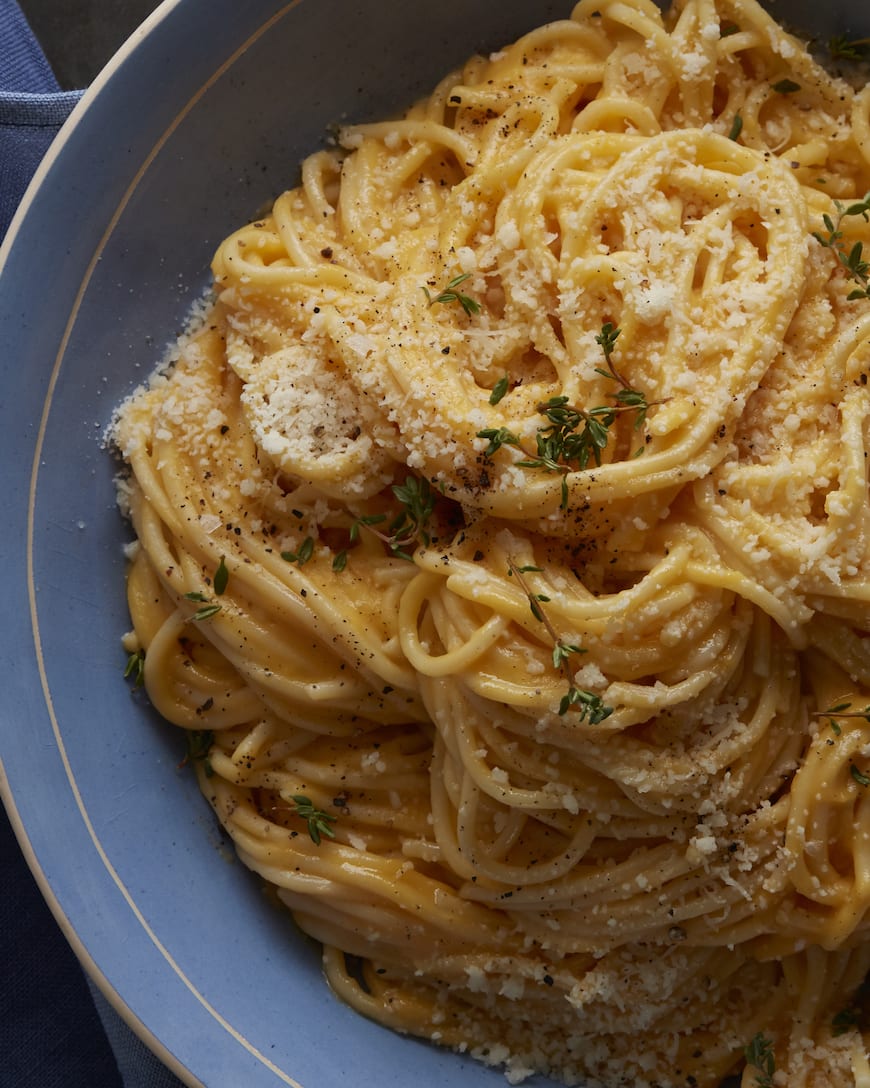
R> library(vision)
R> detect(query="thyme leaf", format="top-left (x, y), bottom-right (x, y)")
top-left (813, 193), bottom-right (870, 300)
top-left (744, 1033), bottom-right (775, 1088)
top-left (813, 701), bottom-right (870, 736)
top-left (192, 604), bottom-right (222, 620)
top-left (558, 685), bottom-right (613, 722)
top-left (832, 978), bottom-right (870, 1035)
top-left (594, 321), bottom-right (621, 361)
top-left (213, 555), bottom-right (229, 596)
top-left (477, 426), bottom-right (522, 458)
top-left (422, 272), bottom-right (481, 316)
top-left (851, 763), bottom-right (870, 788)
top-left (829, 35), bottom-right (870, 60)
top-left (476, 326), bottom-right (653, 508)
top-left (180, 729), bottom-right (215, 777)
top-left (771, 78), bottom-right (800, 94)
top-left (291, 794), bottom-right (337, 845)
top-left (832, 1005), bottom-right (860, 1035)
top-left (333, 478), bottom-right (435, 566)
top-left (489, 374), bottom-right (510, 405)
top-left (349, 513), bottom-right (388, 543)
top-left (507, 560), bottom-right (613, 722)
top-left (388, 475), bottom-right (436, 554)
top-left (552, 642), bottom-right (586, 669)
top-left (282, 536), bottom-right (315, 566)
top-left (183, 590), bottom-right (222, 621)
top-left (123, 648), bottom-right (145, 687)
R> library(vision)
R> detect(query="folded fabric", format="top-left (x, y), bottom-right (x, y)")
top-left (1, 3), bottom-right (187, 1086)
top-left (0, 0), bottom-right (81, 237)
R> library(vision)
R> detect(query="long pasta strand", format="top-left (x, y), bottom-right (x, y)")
top-left (112, 1), bottom-right (870, 1084)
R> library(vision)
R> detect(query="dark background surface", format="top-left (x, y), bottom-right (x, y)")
top-left (19, 0), bottom-right (157, 87)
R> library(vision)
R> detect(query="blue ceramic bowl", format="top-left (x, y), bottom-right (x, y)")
top-left (1, 1), bottom-right (868, 1086)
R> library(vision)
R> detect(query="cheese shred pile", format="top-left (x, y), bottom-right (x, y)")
top-left (113, 0), bottom-right (870, 1083)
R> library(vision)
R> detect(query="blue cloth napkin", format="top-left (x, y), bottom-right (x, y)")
top-left (1, 3), bottom-right (187, 1086)
top-left (0, 0), bottom-right (80, 236)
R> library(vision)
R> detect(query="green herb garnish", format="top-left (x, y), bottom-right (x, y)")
top-left (490, 374), bottom-right (510, 405)
top-left (422, 272), bottom-right (481, 317)
top-left (123, 648), bottom-right (145, 687)
top-left (814, 701), bottom-right (870, 736)
top-left (291, 794), bottom-right (337, 845)
top-left (193, 604), bottom-right (222, 620)
top-left (728, 113), bottom-right (743, 141)
top-left (477, 426), bottom-right (522, 459)
top-left (508, 560), bottom-right (613, 722)
top-left (183, 591), bottom-right (222, 621)
top-left (829, 35), bottom-right (870, 60)
top-left (181, 729), bottom-right (215, 777)
top-left (832, 978), bottom-right (870, 1035)
top-left (282, 536), bottom-right (315, 566)
top-left (851, 763), bottom-right (870, 788)
top-left (594, 321), bottom-right (620, 360)
top-left (833, 1005), bottom-right (861, 1036)
top-left (384, 475), bottom-right (436, 559)
top-left (213, 555), bottom-right (229, 596)
top-left (744, 1033), bottom-right (776, 1088)
top-left (552, 642), bottom-right (585, 669)
top-left (477, 325), bottom-right (652, 508)
top-left (771, 78), bottom-right (801, 94)
top-left (558, 685), bottom-right (613, 721)
top-left (813, 192), bottom-right (870, 300)
top-left (331, 479), bottom-right (435, 567)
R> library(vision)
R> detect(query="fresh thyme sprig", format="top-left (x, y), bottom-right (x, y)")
top-left (183, 558), bottom-right (230, 620)
top-left (508, 560), bottom-right (613, 722)
top-left (595, 322), bottom-right (652, 427)
top-left (282, 536), bottom-right (315, 566)
top-left (832, 979), bottom-right (870, 1036)
top-left (183, 592), bottom-right (222, 621)
top-left (851, 764), bottom-right (870, 788)
top-left (594, 320), bottom-right (621, 363)
top-left (332, 513), bottom-right (388, 571)
top-left (829, 34), bottom-right (870, 61)
top-left (744, 1032), bottom-right (776, 1088)
top-left (422, 272), bottom-right (481, 317)
top-left (813, 193), bottom-right (870, 300)
top-left (389, 475), bottom-right (436, 556)
top-left (180, 729), bottom-right (215, 777)
top-left (813, 701), bottom-right (870, 736)
top-left (833, 1004), bottom-right (861, 1035)
top-left (123, 648), bottom-right (145, 687)
top-left (332, 474), bottom-right (436, 569)
top-left (291, 794), bottom-right (337, 845)
top-left (477, 325), bottom-right (652, 507)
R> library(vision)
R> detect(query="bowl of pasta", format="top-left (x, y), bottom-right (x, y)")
top-left (3, 0), bottom-right (870, 1085)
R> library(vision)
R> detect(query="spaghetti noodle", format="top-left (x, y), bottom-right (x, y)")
top-left (113, 0), bottom-right (870, 1083)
